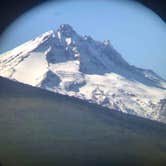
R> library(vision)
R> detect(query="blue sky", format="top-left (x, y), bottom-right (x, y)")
top-left (0, 0), bottom-right (166, 79)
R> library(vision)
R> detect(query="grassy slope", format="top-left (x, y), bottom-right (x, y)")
top-left (0, 77), bottom-right (166, 166)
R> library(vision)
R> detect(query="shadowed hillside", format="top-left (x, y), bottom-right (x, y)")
top-left (0, 76), bottom-right (166, 166)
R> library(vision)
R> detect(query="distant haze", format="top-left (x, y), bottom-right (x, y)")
top-left (0, 0), bottom-right (166, 79)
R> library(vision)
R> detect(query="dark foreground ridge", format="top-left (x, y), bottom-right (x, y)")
top-left (0, 76), bottom-right (166, 166)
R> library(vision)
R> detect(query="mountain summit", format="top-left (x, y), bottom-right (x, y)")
top-left (0, 24), bottom-right (166, 122)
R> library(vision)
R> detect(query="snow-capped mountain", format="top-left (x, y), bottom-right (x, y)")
top-left (0, 24), bottom-right (166, 122)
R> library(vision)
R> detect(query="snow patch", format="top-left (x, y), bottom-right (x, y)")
top-left (65, 37), bottom-right (72, 45)
top-left (12, 52), bottom-right (48, 86)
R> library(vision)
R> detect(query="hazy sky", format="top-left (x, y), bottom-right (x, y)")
top-left (0, 0), bottom-right (166, 79)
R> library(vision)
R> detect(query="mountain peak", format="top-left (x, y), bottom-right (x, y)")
top-left (58, 24), bottom-right (76, 37)
top-left (60, 24), bottom-right (73, 30)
